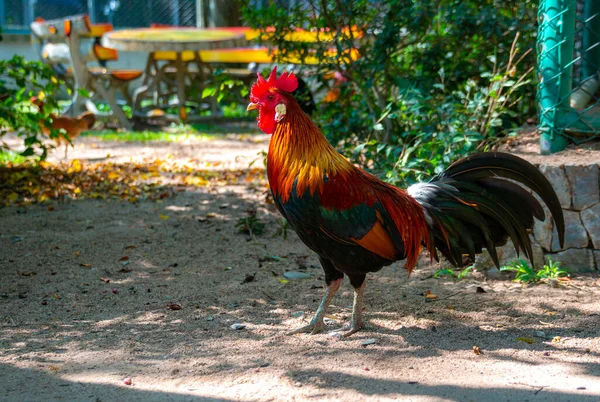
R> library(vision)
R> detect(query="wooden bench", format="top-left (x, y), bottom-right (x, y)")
top-left (31, 15), bottom-right (142, 129)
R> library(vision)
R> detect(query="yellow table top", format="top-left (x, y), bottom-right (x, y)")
top-left (102, 28), bottom-right (245, 52)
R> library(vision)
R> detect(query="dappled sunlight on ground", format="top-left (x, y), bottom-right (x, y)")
top-left (1, 132), bottom-right (600, 401)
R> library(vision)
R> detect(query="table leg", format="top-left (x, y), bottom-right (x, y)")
top-left (175, 52), bottom-right (187, 122)
top-left (93, 78), bottom-right (132, 130)
top-left (133, 60), bottom-right (169, 116)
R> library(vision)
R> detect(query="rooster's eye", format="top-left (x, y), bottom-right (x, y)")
top-left (267, 94), bottom-right (274, 101)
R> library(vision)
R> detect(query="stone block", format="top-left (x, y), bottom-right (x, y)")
top-left (581, 203), bottom-right (600, 249)
top-left (539, 165), bottom-right (571, 209)
top-left (533, 202), bottom-right (553, 251)
top-left (547, 248), bottom-right (596, 273)
top-left (564, 164), bottom-right (599, 210)
top-left (551, 210), bottom-right (589, 251)
top-left (594, 250), bottom-right (600, 271)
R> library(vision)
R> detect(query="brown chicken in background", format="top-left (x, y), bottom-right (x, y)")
top-left (32, 97), bottom-right (96, 158)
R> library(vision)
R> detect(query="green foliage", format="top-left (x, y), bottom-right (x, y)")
top-left (243, 0), bottom-right (537, 185)
top-left (434, 266), bottom-right (473, 279)
top-left (272, 218), bottom-right (291, 240)
top-left (500, 258), bottom-right (569, 285)
top-left (0, 55), bottom-right (63, 160)
top-left (535, 258), bottom-right (569, 282)
top-left (235, 214), bottom-right (266, 236)
top-left (500, 259), bottom-right (537, 283)
top-left (0, 150), bottom-right (27, 165)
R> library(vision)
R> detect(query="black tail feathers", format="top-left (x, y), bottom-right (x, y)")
top-left (408, 152), bottom-right (565, 268)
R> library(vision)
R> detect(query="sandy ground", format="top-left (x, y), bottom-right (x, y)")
top-left (1, 132), bottom-right (600, 402)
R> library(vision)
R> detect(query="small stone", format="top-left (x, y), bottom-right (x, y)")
top-left (283, 271), bottom-right (311, 280)
top-left (230, 323), bottom-right (246, 330)
top-left (361, 338), bottom-right (377, 347)
top-left (206, 316), bottom-right (214, 321)
top-left (291, 311), bottom-right (305, 318)
top-left (485, 266), bottom-right (504, 280)
top-left (535, 331), bottom-right (546, 338)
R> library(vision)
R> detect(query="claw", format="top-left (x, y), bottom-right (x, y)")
top-left (288, 319), bottom-right (327, 335)
top-left (341, 320), bottom-right (363, 338)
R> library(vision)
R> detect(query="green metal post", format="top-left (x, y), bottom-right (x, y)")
top-left (581, 0), bottom-right (600, 80)
top-left (538, 0), bottom-right (575, 154)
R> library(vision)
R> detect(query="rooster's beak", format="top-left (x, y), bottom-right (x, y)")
top-left (247, 102), bottom-right (258, 111)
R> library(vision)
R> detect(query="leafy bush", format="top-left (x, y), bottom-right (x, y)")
top-left (0, 33), bottom-right (63, 161)
top-left (243, 0), bottom-right (537, 185)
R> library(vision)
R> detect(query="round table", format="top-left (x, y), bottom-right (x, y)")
top-left (102, 28), bottom-right (244, 52)
top-left (102, 28), bottom-right (245, 121)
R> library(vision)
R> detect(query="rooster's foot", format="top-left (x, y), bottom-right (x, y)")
top-left (340, 320), bottom-right (364, 337)
top-left (288, 319), bottom-right (327, 335)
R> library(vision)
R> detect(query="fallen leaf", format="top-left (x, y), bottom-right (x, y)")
top-left (167, 302), bottom-right (182, 310)
top-left (517, 337), bottom-right (535, 344)
top-left (473, 345), bottom-right (482, 355)
top-left (18, 271), bottom-right (36, 277)
top-left (425, 293), bottom-right (438, 300)
top-left (552, 336), bottom-right (561, 343)
top-left (73, 250), bottom-right (81, 257)
top-left (159, 214), bottom-right (170, 220)
top-left (278, 278), bottom-right (289, 284)
top-left (119, 256), bottom-right (129, 262)
top-left (48, 365), bottom-right (60, 373)
top-left (125, 245), bottom-right (136, 249)
top-left (79, 263), bottom-right (92, 268)
top-left (100, 277), bottom-right (110, 283)
top-left (123, 377), bottom-right (132, 385)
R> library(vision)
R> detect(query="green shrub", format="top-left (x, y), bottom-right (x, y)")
top-left (0, 34), bottom-right (63, 161)
top-left (243, 0), bottom-right (537, 185)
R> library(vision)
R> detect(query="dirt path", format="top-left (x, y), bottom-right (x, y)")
top-left (1, 134), bottom-right (599, 401)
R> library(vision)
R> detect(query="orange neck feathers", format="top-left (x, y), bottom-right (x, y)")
top-left (267, 98), bottom-right (353, 202)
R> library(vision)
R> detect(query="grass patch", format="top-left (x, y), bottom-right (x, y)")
top-left (82, 129), bottom-right (216, 143)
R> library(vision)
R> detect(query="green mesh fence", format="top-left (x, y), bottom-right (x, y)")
top-left (537, 0), bottom-right (600, 154)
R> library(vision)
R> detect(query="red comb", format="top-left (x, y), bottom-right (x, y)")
top-left (250, 66), bottom-right (298, 100)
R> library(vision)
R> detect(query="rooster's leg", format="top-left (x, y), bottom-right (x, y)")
top-left (289, 277), bottom-right (342, 335)
top-left (341, 281), bottom-right (366, 337)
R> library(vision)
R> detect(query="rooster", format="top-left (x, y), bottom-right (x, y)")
top-left (247, 67), bottom-right (565, 337)
top-left (32, 97), bottom-right (96, 158)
